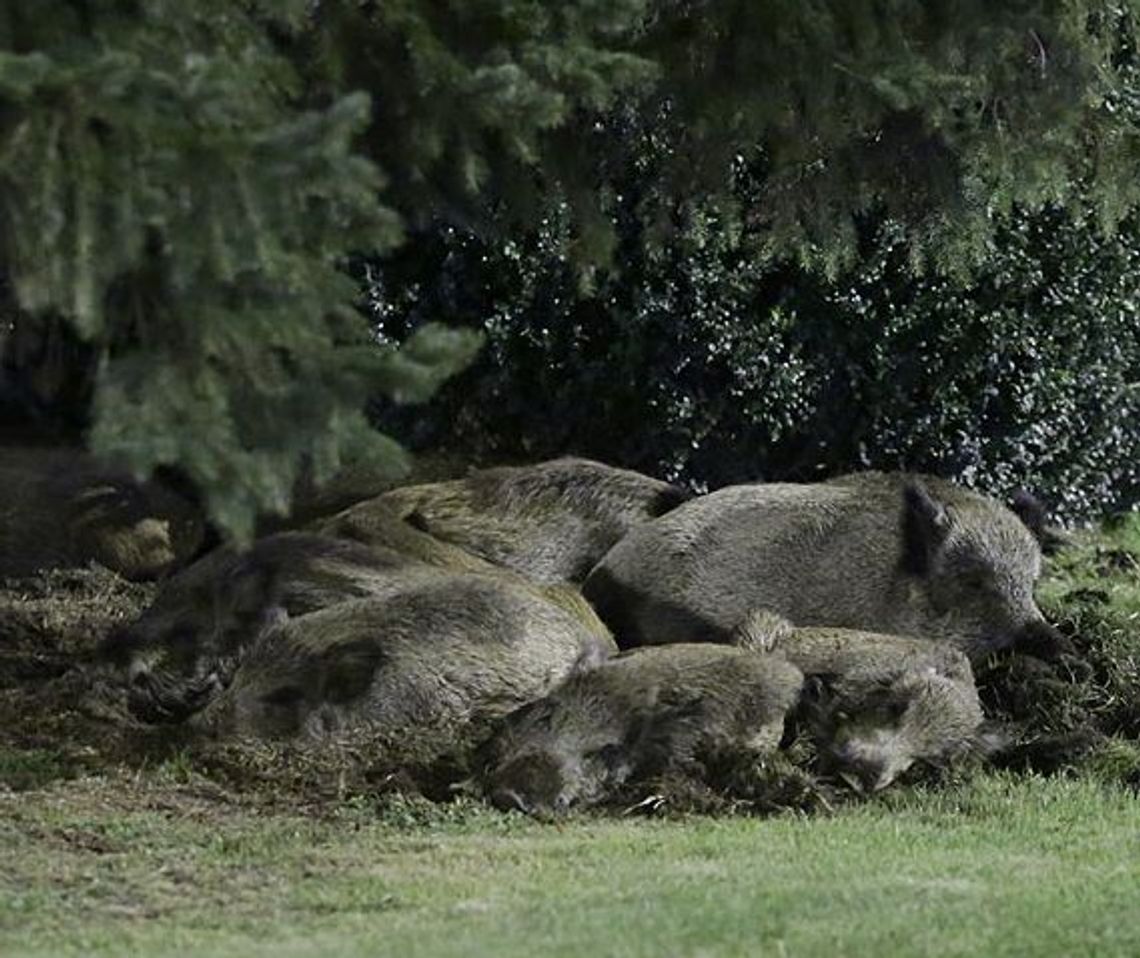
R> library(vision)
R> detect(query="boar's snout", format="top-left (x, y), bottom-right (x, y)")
top-left (127, 667), bottom-right (224, 724)
top-left (836, 760), bottom-right (892, 795)
top-left (489, 786), bottom-right (536, 815)
top-left (829, 731), bottom-right (911, 794)
top-left (1011, 619), bottom-right (1073, 662)
top-left (487, 753), bottom-right (573, 817)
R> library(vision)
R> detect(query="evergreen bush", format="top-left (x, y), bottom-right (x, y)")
top-left (367, 202), bottom-right (1140, 520)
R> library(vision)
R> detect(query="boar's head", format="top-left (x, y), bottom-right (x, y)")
top-left (899, 482), bottom-right (1068, 660)
top-left (483, 697), bottom-right (634, 816)
top-left (822, 665), bottom-right (984, 792)
top-left (100, 555), bottom-right (282, 722)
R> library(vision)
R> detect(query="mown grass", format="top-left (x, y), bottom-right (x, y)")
top-left (1, 773), bottom-right (1138, 958)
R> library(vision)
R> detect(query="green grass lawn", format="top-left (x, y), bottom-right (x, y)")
top-left (2, 773), bottom-right (1138, 958)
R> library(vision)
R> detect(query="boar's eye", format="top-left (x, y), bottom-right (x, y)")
top-left (588, 743), bottom-right (626, 773)
top-left (511, 699), bottom-right (556, 730)
top-left (261, 685), bottom-right (305, 709)
top-left (320, 640), bottom-right (384, 704)
top-left (860, 698), bottom-right (907, 726)
top-left (885, 699), bottom-right (908, 722)
top-left (962, 569), bottom-right (993, 589)
top-left (947, 558), bottom-right (998, 589)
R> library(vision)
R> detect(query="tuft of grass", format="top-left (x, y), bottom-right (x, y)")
top-left (0, 747), bottom-right (79, 792)
top-left (1081, 736), bottom-right (1140, 788)
top-left (975, 514), bottom-right (1140, 782)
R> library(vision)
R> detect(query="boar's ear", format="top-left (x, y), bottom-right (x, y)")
top-left (319, 639), bottom-right (385, 704)
top-left (1010, 489), bottom-right (1069, 555)
top-left (569, 640), bottom-right (611, 675)
top-left (224, 560), bottom-right (282, 635)
top-left (731, 608), bottom-right (793, 652)
top-left (649, 484), bottom-right (692, 517)
top-left (1010, 489), bottom-right (1047, 541)
top-left (404, 509), bottom-right (432, 533)
top-left (901, 482), bottom-right (952, 576)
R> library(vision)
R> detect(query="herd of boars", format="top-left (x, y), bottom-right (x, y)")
top-left (5, 450), bottom-right (1071, 814)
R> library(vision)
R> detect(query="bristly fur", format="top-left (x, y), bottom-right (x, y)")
top-left (585, 470), bottom-right (1054, 663)
top-left (332, 457), bottom-right (688, 585)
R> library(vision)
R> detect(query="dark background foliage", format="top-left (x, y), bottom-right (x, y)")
top-left (365, 200), bottom-right (1140, 522)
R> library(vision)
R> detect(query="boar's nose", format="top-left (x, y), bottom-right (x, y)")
top-left (489, 786), bottom-right (533, 815)
top-left (1012, 620), bottom-right (1074, 662)
top-left (837, 760), bottom-right (892, 795)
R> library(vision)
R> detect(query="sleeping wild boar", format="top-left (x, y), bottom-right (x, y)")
top-left (584, 472), bottom-right (1066, 662)
top-left (320, 457), bottom-right (690, 585)
top-left (192, 572), bottom-right (616, 746)
top-left (104, 531), bottom-right (611, 723)
top-left (0, 447), bottom-right (203, 580)
top-left (734, 610), bottom-right (987, 792)
top-left (482, 643), bottom-right (802, 815)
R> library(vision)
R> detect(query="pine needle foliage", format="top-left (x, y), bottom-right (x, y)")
top-left (637, 1), bottom-right (1140, 275)
top-left (0, 1), bottom-right (479, 538)
top-left (313, 1), bottom-right (1140, 275)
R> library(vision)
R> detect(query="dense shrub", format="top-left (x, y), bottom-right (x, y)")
top-left (367, 202), bottom-right (1140, 521)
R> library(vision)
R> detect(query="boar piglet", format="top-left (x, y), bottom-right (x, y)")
top-left (325, 457), bottom-right (690, 585)
top-left (735, 610), bottom-right (987, 792)
top-left (192, 572), bottom-right (616, 743)
top-left (482, 644), bottom-right (802, 815)
top-left (585, 471), bottom-right (1066, 662)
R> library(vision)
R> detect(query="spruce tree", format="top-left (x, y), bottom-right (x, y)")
top-left (0, 2), bottom-right (481, 538)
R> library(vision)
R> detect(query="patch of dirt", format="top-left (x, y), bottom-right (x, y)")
top-left (975, 532), bottom-right (1140, 779)
top-left (0, 565), bottom-right (154, 684)
top-left (0, 567), bottom-right (159, 788)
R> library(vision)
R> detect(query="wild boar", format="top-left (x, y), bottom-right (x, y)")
top-left (584, 472), bottom-right (1065, 661)
top-left (320, 457), bottom-right (690, 585)
top-left (259, 449), bottom-right (468, 533)
top-left (0, 447), bottom-right (204, 580)
top-left (103, 531), bottom-right (610, 723)
top-left (482, 644), bottom-right (803, 815)
top-left (192, 572), bottom-right (617, 745)
top-left (311, 500), bottom-right (503, 575)
top-left (101, 532), bottom-right (420, 720)
top-left (734, 610), bottom-right (986, 792)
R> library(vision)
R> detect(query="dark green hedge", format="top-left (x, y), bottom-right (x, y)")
top-left (366, 203), bottom-right (1140, 521)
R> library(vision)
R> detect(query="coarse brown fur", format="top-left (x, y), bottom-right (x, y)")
top-left (482, 643), bottom-right (802, 814)
top-left (584, 472), bottom-right (1062, 661)
top-left (324, 457), bottom-right (690, 585)
top-left (734, 610), bottom-right (986, 791)
top-left (193, 572), bottom-right (616, 746)
top-left (103, 530), bottom-right (612, 723)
